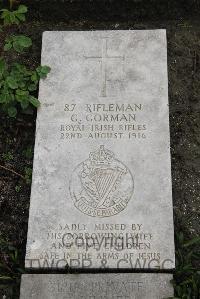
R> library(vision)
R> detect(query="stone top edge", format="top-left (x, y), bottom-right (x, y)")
top-left (42, 29), bottom-right (166, 35)
top-left (41, 29), bottom-right (167, 43)
top-left (22, 273), bottom-right (173, 278)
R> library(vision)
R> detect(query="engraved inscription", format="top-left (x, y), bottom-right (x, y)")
top-left (48, 278), bottom-right (143, 297)
top-left (61, 103), bottom-right (147, 140)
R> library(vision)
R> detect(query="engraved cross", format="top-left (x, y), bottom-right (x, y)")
top-left (85, 38), bottom-right (124, 97)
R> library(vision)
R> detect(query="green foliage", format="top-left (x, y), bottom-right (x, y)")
top-left (167, 232), bottom-right (200, 299)
top-left (4, 35), bottom-right (32, 53)
top-left (0, 58), bottom-right (50, 117)
top-left (0, 237), bottom-right (24, 298)
top-left (23, 146), bottom-right (33, 159)
top-left (2, 151), bottom-right (13, 161)
top-left (36, 65), bottom-right (51, 79)
top-left (24, 166), bottom-right (32, 184)
top-left (0, 4), bottom-right (51, 118)
top-left (15, 185), bottom-right (21, 192)
top-left (0, 4), bottom-right (27, 26)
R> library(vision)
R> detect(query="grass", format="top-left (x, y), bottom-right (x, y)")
top-left (169, 232), bottom-right (200, 299)
top-left (0, 237), bottom-right (25, 298)
top-left (2, 151), bottom-right (14, 162)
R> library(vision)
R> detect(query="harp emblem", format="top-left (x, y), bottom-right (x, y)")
top-left (70, 145), bottom-right (134, 217)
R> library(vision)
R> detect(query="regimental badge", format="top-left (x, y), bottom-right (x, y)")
top-left (70, 145), bottom-right (134, 217)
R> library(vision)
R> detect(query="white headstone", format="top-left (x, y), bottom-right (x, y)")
top-left (20, 274), bottom-right (174, 298)
top-left (25, 30), bottom-right (175, 269)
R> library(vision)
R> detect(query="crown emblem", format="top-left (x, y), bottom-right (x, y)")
top-left (89, 145), bottom-right (114, 165)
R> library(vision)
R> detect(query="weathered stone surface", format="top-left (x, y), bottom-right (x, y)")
top-left (25, 30), bottom-right (175, 269)
top-left (20, 274), bottom-right (174, 299)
